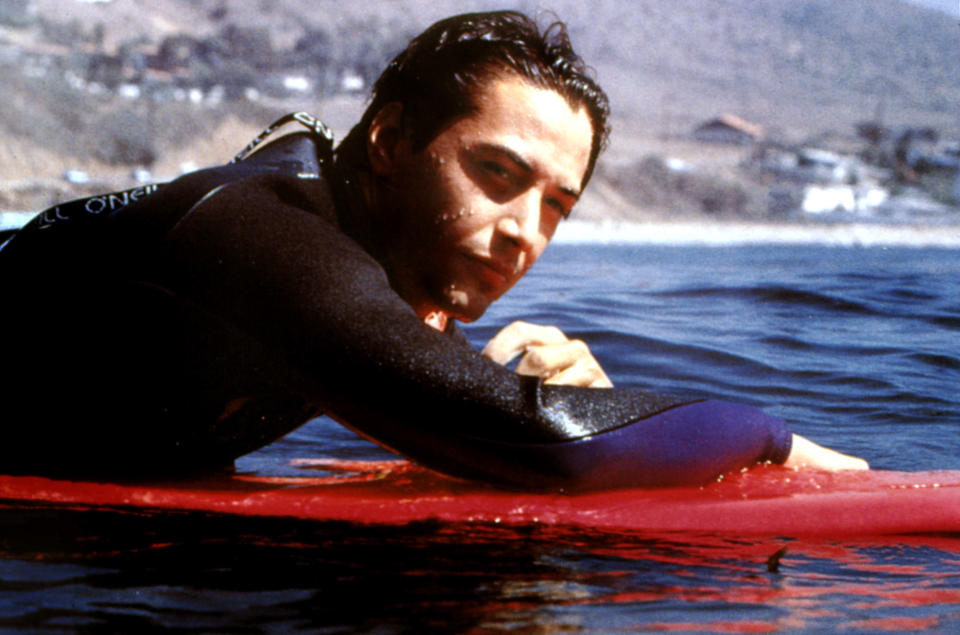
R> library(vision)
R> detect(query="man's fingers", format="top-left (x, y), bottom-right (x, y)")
top-left (543, 359), bottom-right (614, 388)
top-left (516, 340), bottom-right (613, 388)
top-left (783, 434), bottom-right (870, 471)
top-left (514, 341), bottom-right (579, 377)
top-left (483, 322), bottom-right (613, 388)
top-left (482, 320), bottom-right (568, 365)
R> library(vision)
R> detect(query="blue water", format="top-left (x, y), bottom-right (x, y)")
top-left (3, 243), bottom-right (960, 632)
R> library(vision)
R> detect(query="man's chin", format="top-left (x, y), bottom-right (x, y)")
top-left (440, 288), bottom-right (493, 323)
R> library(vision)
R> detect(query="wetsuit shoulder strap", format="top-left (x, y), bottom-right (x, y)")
top-left (231, 111), bottom-right (334, 164)
top-left (1, 112), bottom-right (334, 248)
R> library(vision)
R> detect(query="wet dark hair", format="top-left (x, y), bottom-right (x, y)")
top-left (350, 10), bottom-right (610, 188)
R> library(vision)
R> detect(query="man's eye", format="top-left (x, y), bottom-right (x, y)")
top-left (544, 198), bottom-right (570, 218)
top-left (481, 161), bottom-right (510, 179)
top-left (544, 197), bottom-right (570, 218)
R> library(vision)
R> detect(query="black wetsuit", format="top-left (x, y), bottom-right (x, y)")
top-left (0, 123), bottom-right (791, 490)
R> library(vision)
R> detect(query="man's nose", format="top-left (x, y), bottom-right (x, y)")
top-left (495, 192), bottom-right (541, 253)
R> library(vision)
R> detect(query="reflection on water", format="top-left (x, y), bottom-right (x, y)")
top-left (2, 505), bottom-right (960, 632)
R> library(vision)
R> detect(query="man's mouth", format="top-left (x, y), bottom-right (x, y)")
top-left (464, 252), bottom-right (512, 285)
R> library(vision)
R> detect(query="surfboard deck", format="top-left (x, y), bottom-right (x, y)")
top-left (2, 460), bottom-right (960, 537)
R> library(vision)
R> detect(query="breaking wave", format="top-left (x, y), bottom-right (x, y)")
top-left (554, 220), bottom-right (960, 248)
top-left (6, 211), bottom-right (960, 249)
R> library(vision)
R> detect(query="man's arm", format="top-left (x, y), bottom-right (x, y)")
top-left (484, 322), bottom-right (869, 472)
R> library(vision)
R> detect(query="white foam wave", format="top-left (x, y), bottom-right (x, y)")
top-left (0, 212), bottom-right (33, 231)
top-left (5, 211), bottom-right (959, 248)
top-left (553, 220), bottom-right (960, 248)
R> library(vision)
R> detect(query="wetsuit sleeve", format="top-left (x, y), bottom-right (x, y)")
top-left (156, 175), bottom-right (792, 490)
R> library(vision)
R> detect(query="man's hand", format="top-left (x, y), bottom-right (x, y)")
top-left (482, 320), bottom-right (613, 388)
top-left (783, 434), bottom-right (870, 471)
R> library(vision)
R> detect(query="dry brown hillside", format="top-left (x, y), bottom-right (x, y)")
top-left (1, 0), bottom-right (957, 216)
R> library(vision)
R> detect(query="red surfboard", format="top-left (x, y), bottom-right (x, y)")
top-left (2, 460), bottom-right (960, 537)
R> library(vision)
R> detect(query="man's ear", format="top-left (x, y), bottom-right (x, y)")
top-left (367, 102), bottom-right (407, 177)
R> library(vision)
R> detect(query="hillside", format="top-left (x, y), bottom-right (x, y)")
top-left (584, 0), bottom-right (959, 139)
top-left (1, 0), bottom-right (958, 218)
top-left (14, 0), bottom-right (960, 132)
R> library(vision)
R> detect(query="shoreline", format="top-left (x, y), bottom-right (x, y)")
top-left (5, 210), bottom-right (959, 249)
top-left (553, 219), bottom-right (960, 248)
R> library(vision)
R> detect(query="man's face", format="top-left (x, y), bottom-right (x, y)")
top-left (380, 74), bottom-right (594, 322)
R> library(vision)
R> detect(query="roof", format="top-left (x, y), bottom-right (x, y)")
top-left (695, 114), bottom-right (765, 140)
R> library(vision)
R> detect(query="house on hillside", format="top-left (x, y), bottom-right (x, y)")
top-left (693, 114), bottom-right (765, 145)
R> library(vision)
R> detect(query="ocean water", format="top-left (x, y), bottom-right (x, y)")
top-left (2, 241), bottom-right (960, 632)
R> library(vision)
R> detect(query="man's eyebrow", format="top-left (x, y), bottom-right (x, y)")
top-left (477, 142), bottom-right (533, 174)
top-left (476, 142), bottom-right (581, 199)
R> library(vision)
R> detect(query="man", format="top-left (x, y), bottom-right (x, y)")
top-left (0, 11), bottom-right (865, 487)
